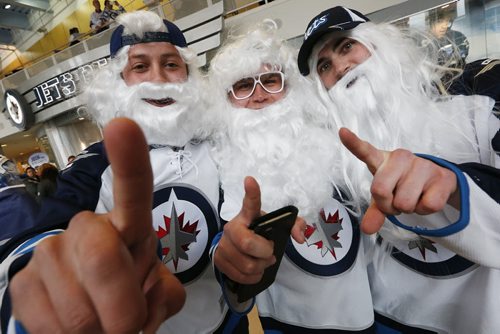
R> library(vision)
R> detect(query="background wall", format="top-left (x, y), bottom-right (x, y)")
top-left (1, 0), bottom-right (149, 76)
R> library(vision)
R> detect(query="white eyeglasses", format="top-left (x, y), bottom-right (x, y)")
top-left (229, 71), bottom-right (285, 100)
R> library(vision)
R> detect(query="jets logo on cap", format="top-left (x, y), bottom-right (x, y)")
top-left (305, 14), bottom-right (328, 40)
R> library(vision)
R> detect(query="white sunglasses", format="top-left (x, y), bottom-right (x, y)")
top-left (229, 71), bottom-right (285, 100)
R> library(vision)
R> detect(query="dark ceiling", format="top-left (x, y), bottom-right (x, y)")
top-left (0, 0), bottom-right (51, 46)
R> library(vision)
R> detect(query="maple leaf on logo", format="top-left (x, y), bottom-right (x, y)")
top-left (305, 209), bottom-right (343, 259)
top-left (157, 204), bottom-right (199, 270)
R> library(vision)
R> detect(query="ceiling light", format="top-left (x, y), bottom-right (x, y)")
top-left (4, 4), bottom-right (12, 9)
top-left (1, 144), bottom-right (7, 147)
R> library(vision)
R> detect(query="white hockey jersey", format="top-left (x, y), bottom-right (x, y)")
top-left (220, 190), bottom-right (375, 332)
top-left (371, 161), bottom-right (500, 333)
top-left (0, 140), bottom-right (232, 334)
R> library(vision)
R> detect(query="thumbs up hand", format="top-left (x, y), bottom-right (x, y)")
top-left (214, 177), bottom-right (275, 284)
top-left (10, 118), bottom-right (185, 334)
top-left (215, 176), bottom-right (306, 284)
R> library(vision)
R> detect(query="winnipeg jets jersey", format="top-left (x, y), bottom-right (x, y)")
top-left (0, 186), bottom-right (39, 241)
top-left (371, 163), bottom-right (500, 334)
top-left (220, 193), bottom-right (374, 332)
top-left (0, 140), bottom-right (229, 334)
top-left (93, 142), bottom-right (226, 334)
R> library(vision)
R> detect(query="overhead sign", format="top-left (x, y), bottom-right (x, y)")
top-left (33, 57), bottom-right (109, 110)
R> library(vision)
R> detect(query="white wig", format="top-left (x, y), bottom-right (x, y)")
top-left (111, 11), bottom-right (198, 74)
top-left (305, 22), bottom-right (493, 233)
top-left (82, 10), bottom-right (202, 128)
top-left (209, 19), bottom-right (303, 101)
top-left (208, 20), bottom-right (342, 223)
top-left (81, 11), bottom-right (215, 145)
top-left (308, 22), bottom-right (442, 105)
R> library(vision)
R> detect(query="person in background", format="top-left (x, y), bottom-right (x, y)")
top-left (102, 0), bottom-right (126, 25)
top-left (68, 27), bottom-right (81, 46)
top-left (36, 163), bottom-right (59, 202)
top-left (22, 166), bottom-right (39, 198)
top-left (426, 6), bottom-right (469, 68)
top-left (425, 6), bottom-right (500, 159)
top-left (66, 155), bottom-right (76, 165)
top-left (0, 155), bottom-right (39, 241)
top-left (89, 0), bottom-right (108, 34)
top-left (446, 57), bottom-right (500, 159)
top-left (298, 6), bottom-right (500, 333)
top-left (208, 20), bottom-right (375, 332)
top-left (447, 58), bottom-right (500, 105)
top-left (0, 10), bottom-right (261, 334)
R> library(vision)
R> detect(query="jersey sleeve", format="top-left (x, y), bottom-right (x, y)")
top-left (209, 232), bottom-right (255, 316)
top-left (0, 142), bottom-right (110, 332)
top-left (209, 185), bottom-right (255, 316)
top-left (36, 141), bottom-right (110, 227)
top-left (0, 230), bottom-right (64, 333)
top-left (387, 158), bottom-right (500, 268)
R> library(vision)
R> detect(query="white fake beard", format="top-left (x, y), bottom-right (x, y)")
top-left (216, 89), bottom-right (339, 222)
top-left (87, 77), bottom-right (206, 146)
top-left (326, 55), bottom-right (481, 197)
top-left (325, 55), bottom-right (483, 240)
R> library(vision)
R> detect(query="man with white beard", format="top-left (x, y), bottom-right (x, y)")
top-left (0, 10), bottom-right (257, 334)
top-left (298, 6), bottom-right (500, 333)
top-left (209, 21), bottom-right (376, 333)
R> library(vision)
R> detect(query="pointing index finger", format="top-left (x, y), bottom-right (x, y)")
top-left (104, 118), bottom-right (154, 247)
top-left (339, 127), bottom-right (385, 175)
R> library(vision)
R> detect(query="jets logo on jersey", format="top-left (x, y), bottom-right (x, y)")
top-left (304, 209), bottom-right (343, 258)
top-left (385, 236), bottom-right (477, 277)
top-left (152, 183), bottom-right (218, 284)
top-left (286, 197), bottom-right (360, 276)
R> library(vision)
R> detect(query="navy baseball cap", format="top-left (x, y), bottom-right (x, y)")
top-left (298, 6), bottom-right (369, 76)
top-left (110, 19), bottom-right (187, 57)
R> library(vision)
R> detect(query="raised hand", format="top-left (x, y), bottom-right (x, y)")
top-left (215, 176), bottom-right (306, 284)
top-left (339, 127), bottom-right (459, 235)
top-left (215, 176), bottom-right (275, 284)
top-left (10, 118), bottom-right (185, 334)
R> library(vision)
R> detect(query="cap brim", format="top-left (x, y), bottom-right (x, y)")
top-left (298, 21), bottom-right (363, 76)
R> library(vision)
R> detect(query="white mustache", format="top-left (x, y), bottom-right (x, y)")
top-left (131, 81), bottom-right (190, 101)
top-left (333, 60), bottom-right (373, 92)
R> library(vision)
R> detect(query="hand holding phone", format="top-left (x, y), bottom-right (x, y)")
top-left (230, 205), bottom-right (298, 303)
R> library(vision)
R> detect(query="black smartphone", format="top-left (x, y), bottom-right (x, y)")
top-left (231, 205), bottom-right (299, 303)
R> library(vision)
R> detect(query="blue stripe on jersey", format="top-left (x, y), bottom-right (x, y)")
top-left (222, 313), bottom-right (244, 334)
top-left (15, 319), bottom-right (28, 334)
top-left (12, 230), bottom-right (63, 257)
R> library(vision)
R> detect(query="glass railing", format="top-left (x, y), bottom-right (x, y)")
top-left (0, 0), bottom-right (277, 84)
